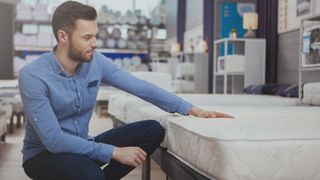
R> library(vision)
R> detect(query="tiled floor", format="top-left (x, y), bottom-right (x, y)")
top-left (0, 128), bottom-right (27, 180)
top-left (0, 112), bottom-right (166, 180)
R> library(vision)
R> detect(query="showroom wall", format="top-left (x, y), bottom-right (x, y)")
top-left (0, 1), bottom-right (14, 79)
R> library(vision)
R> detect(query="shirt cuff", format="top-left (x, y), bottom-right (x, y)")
top-left (176, 100), bottom-right (194, 115)
top-left (98, 143), bottom-right (114, 163)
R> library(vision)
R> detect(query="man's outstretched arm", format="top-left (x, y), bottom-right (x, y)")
top-left (98, 53), bottom-right (234, 119)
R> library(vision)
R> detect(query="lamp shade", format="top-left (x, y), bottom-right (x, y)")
top-left (198, 40), bottom-right (208, 52)
top-left (243, 12), bottom-right (258, 30)
top-left (170, 42), bottom-right (181, 53)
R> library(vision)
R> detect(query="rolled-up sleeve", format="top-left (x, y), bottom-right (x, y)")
top-left (19, 70), bottom-right (114, 163)
top-left (98, 54), bottom-right (193, 115)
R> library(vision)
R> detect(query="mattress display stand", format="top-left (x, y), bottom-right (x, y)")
top-left (110, 116), bottom-right (210, 180)
top-left (299, 15), bottom-right (320, 103)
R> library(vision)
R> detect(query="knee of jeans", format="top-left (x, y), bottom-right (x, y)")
top-left (146, 120), bottom-right (165, 140)
top-left (90, 171), bottom-right (105, 180)
top-left (64, 166), bottom-right (105, 180)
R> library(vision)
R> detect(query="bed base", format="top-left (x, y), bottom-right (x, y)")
top-left (110, 116), bottom-right (210, 180)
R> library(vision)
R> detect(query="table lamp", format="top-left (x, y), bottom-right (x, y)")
top-left (243, 12), bottom-right (258, 38)
top-left (170, 42), bottom-right (181, 54)
top-left (198, 40), bottom-right (208, 52)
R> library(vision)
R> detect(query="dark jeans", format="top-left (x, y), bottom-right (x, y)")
top-left (23, 120), bottom-right (165, 180)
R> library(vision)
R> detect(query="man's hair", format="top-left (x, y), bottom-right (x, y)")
top-left (52, 1), bottom-right (97, 42)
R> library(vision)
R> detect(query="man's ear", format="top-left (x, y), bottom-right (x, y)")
top-left (57, 30), bottom-right (68, 43)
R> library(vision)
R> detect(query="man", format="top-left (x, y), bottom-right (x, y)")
top-left (19, 1), bottom-right (233, 180)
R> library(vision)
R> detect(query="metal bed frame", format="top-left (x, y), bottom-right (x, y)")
top-left (110, 116), bottom-right (210, 180)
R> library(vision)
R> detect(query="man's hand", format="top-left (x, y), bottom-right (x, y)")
top-left (112, 147), bottom-right (147, 167)
top-left (189, 107), bottom-right (234, 119)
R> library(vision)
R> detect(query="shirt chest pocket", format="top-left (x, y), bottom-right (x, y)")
top-left (84, 80), bottom-right (99, 108)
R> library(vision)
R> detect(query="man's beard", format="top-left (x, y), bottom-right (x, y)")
top-left (68, 40), bottom-right (94, 63)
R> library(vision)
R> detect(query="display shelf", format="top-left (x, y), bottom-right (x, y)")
top-left (15, 46), bottom-right (147, 54)
top-left (299, 14), bottom-right (320, 102)
top-left (97, 48), bottom-right (147, 54)
top-left (97, 22), bottom-right (163, 29)
top-left (310, 42), bottom-right (320, 49)
top-left (301, 66), bottom-right (320, 71)
top-left (15, 46), bottom-right (51, 51)
top-left (213, 38), bottom-right (266, 94)
top-left (15, 17), bottom-right (151, 54)
top-left (15, 19), bottom-right (51, 25)
top-left (214, 38), bottom-right (251, 44)
top-left (215, 72), bottom-right (244, 76)
top-left (301, 14), bottom-right (320, 21)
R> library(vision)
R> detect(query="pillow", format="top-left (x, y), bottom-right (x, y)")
top-left (243, 84), bottom-right (264, 94)
top-left (244, 84), bottom-right (298, 98)
top-left (260, 84), bottom-right (290, 95)
top-left (278, 85), bottom-right (298, 98)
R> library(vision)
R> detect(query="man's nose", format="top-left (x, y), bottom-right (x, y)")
top-left (91, 37), bottom-right (98, 49)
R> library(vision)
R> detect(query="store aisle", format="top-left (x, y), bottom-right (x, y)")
top-left (0, 112), bottom-right (166, 180)
top-left (0, 127), bottom-right (27, 179)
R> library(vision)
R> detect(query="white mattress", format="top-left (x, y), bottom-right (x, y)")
top-left (177, 94), bottom-right (299, 107)
top-left (0, 79), bottom-right (18, 88)
top-left (0, 107), bottom-right (7, 137)
top-left (96, 86), bottom-right (124, 101)
top-left (108, 94), bottom-right (147, 121)
top-left (108, 94), bottom-right (299, 124)
top-left (0, 100), bottom-right (13, 137)
top-left (163, 106), bottom-right (320, 179)
top-left (302, 82), bottom-right (320, 106)
top-left (131, 72), bottom-right (173, 92)
top-left (100, 71), bottom-right (172, 103)
top-left (0, 88), bottom-right (23, 113)
top-left (109, 94), bottom-right (318, 179)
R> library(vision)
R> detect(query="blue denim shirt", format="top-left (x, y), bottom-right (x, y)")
top-left (19, 49), bottom-right (193, 163)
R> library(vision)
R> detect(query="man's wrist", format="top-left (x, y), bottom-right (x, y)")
top-left (189, 106), bottom-right (201, 116)
top-left (112, 147), bottom-right (119, 160)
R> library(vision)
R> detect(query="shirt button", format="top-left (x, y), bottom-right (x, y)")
top-left (78, 93), bottom-right (80, 96)
top-left (33, 118), bottom-right (38, 122)
top-left (75, 121), bottom-right (78, 124)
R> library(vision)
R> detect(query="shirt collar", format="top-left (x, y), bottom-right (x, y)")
top-left (49, 46), bottom-right (84, 77)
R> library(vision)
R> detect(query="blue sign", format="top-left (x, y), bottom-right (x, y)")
top-left (220, 2), bottom-right (255, 54)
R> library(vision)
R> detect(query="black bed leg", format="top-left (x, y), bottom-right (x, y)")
top-left (16, 112), bottom-right (22, 128)
top-left (166, 175), bottom-right (172, 180)
top-left (9, 112), bottom-right (14, 134)
top-left (142, 156), bottom-right (151, 180)
top-left (1, 133), bottom-right (6, 142)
